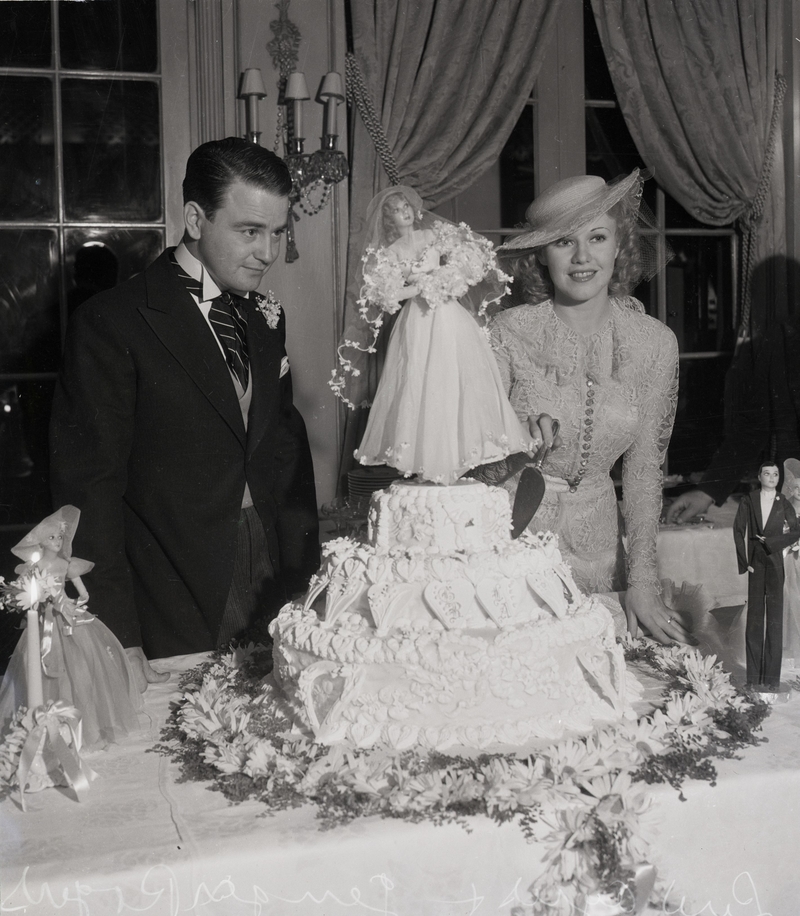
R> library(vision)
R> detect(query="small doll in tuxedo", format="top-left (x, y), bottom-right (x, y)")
top-left (733, 462), bottom-right (800, 689)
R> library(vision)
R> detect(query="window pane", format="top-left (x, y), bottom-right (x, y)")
top-left (62, 78), bottom-right (161, 221)
top-left (499, 104), bottom-right (535, 228)
top-left (0, 1), bottom-right (52, 68)
top-left (668, 356), bottom-right (732, 475)
top-left (0, 378), bottom-right (56, 529)
top-left (59, 0), bottom-right (158, 73)
top-left (0, 77), bottom-right (56, 220)
top-left (0, 229), bottom-right (60, 374)
top-left (663, 235), bottom-right (736, 353)
top-left (584, 1), bottom-right (616, 102)
top-left (65, 228), bottom-right (164, 317)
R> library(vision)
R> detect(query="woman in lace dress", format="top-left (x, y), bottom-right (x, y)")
top-left (333, 186), bottom-right (531, 484)
top-left (491, 171), bottom-right (689, 644)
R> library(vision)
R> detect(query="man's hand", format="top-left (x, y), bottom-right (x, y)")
top-left (663, 489), bottom-right (714, 524)
top-left (125, 646), bottom-right (170, 693)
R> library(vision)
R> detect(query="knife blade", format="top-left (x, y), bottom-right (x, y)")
top-left (510, 420), bottom-right (559, 539)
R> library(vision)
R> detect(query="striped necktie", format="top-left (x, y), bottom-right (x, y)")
top-left (209, 291), bottom-right (250, 391)
top-left (171, 255), bottom-right (250, 390)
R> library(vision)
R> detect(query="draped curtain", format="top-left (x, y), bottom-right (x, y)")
top-left (590, 0), bottom-right (787, 345)
top-left (338, 0), bottom-right (563, 488)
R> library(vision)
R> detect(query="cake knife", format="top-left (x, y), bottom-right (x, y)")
top-left (510, 420), bottom-right (559, 539)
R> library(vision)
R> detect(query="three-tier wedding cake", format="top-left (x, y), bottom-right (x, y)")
top-left (270, 479), bottom-right (634, 751)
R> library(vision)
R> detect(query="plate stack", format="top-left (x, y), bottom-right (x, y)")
top-left (346, 466), bottom-right (405, 502)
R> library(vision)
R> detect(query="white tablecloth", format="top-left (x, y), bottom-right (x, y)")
top-left (657, 499), bottom-right (747, 607)
top-left (2, 651), bottom-right (800, 916)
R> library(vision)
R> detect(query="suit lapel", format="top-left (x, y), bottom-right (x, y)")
top-left (140, 251), bottom-right (246, 447)
top-left (244, 299), bottom-right (282, 459)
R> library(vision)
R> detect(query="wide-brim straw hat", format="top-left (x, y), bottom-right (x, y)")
top-left (498, 169), bottom-right (643, 253)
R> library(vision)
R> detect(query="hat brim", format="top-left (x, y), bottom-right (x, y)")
top-left (12, 505), bottom-right (81, 563)
top-left (498, 171), bottom-right (642, 253)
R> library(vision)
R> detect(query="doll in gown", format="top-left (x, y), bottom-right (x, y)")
top-left (0, 506), bottom-right (142, 748)
top-left (782, 458), bottom-right (800, 666)
top-left (332, 186), bottom-right (532, 484)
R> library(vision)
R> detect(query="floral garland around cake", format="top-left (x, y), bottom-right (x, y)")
top-left (155, 638), bottom-right (770, 914)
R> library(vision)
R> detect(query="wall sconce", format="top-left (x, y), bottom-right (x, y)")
top-left (239, 68), bottom-right (267, 145)
top-left (283, 70), bottom-right (348, 222)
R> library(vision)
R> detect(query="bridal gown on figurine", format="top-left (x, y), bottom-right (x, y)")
top-left (355, 247), bottom-right (530, 485)
top-left (0, 556), bottom-right (142, 747)
top-left (784, 546), bottom-right (800, 666)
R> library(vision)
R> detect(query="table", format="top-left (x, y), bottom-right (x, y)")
top-left (656, 499), bottom-right (747, 608)
top-left (2, 652), bottom-right (800, 916)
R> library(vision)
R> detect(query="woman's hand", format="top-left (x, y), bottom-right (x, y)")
top-left (624, 586), bottom-right (692, 645)
top-left (527, 413), bottom-right (563, 451)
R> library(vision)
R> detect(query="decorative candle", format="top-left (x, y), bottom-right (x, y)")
top-left (285, 71), bottom-right (311, 141)
top-left (26, 572), bottom-right (44, 710)
top-left (318, 72), bottom-right (345, 138)
top-left (238, 68), bottom-right (267, 144)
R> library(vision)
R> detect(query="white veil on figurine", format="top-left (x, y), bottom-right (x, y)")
top-left (331, 185), bottom-right (532, 485)
top-left (782, 458), bottom-right (800, 664)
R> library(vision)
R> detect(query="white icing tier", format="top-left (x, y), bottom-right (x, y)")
top-left (271, 597), bottom-right (631, 751)
top-left (270, 481), bottom-right (635, 751)
top-left (368, 479), bottom-right (511, 555)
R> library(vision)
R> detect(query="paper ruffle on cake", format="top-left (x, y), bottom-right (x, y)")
top-left (271, 480), bottom-right (639, 751)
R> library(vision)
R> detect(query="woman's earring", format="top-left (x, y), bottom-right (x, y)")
top-left (416, 210), bottom-right (423, 221)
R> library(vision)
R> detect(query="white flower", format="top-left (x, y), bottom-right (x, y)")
top-left (254, 290), bottom-right (282, 329)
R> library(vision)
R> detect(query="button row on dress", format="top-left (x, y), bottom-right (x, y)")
top-left (569, 377), bottom-right (595, 492)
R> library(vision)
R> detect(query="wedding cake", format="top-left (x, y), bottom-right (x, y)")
top-left (270, 480), bottom-right (634, 751)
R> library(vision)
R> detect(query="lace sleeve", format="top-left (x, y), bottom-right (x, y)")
top-left (488, 317), bottom-right (513, 395)
top-left (622, 321), bottom-right (679, 592)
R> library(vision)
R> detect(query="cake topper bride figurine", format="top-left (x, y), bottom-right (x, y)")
top-left (0, 506), bottom-right (142, 748)
top-left (331, 186), bottom-right (532, 485)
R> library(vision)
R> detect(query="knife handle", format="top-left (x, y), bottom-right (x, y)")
top-left (530, 419), bottom-right (559, 470)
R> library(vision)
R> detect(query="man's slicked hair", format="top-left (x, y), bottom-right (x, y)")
top-left (182, 137), bottom-right (292, 217)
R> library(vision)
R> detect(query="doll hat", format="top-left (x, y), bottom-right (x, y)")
top-left (498, 169), bottom-right (644, 252)
top-left (11, 505), bottom-right (81, 563)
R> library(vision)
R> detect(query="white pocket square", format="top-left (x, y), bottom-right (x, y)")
top-left (280, 356), bottom-right (290, 378)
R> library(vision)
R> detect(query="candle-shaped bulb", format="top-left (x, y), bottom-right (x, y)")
top-left (285, 72), bottom-right (310, 140)
top-left (318, 72), bottom-right (344, 138)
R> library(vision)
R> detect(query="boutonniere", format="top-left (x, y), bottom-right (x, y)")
top-left (254, 291), bottom-right (282, 330)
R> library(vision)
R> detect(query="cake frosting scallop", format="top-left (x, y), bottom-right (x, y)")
top-left (270, 480), bottom-right (635, 751)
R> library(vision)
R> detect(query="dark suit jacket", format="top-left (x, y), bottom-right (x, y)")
top-left (702, 321), bottom-right (800, 504)
top-left (50, 249), bottom-right (319, 657)
top-left (733, 490), bottom-right (799, 575)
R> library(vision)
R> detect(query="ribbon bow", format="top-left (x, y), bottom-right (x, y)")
top-left (16, 701), bottom-right (97, 811)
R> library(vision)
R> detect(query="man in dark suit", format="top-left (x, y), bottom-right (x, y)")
top-left (733, 462), bottom-right (800, 689)
top-left (666, 320), bottom-right (800, 523)
top-left (50, 138), bottom-right (319, 687)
